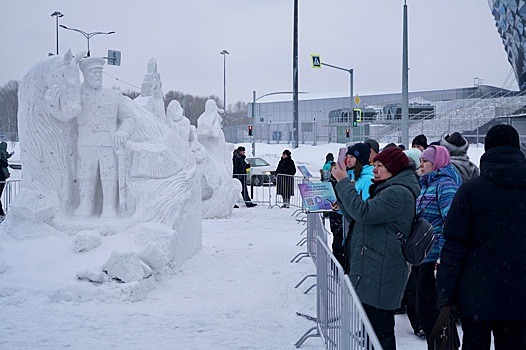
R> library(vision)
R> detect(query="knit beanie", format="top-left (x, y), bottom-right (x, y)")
top-left (404, 148), bottom-right (422, 169)
top-left (346, 143), bottom-right (371, 166)
top-left (484, 124), bottom-right (520, 151)
top-left (373, 147), bottom-right (409, 176)
top-left (421, 145), bottom-right (451, 171)
top-left (445, 132), bottom-right (467, 147)
top-left (412, 134), bottom-right (428, 149)
top-left (364, 139), bottom-right (380, 154)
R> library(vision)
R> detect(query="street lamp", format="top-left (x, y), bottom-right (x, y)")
top-left (59, 24), bottom-right (115, 57)
top-left (50, 11), bottom-right (63, 55)
top-left (220, 50), bottom-right (229, 118)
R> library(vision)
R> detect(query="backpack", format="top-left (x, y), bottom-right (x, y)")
top-left (396, 216), bottom-right (435, 265)
top-left (391, 187), bottom-right (438, 266)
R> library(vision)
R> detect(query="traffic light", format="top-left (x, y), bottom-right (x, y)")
top-left (352, 109), bottom-right (361, 127)
top-left (345, 128), bottom-right (350, 138)
top-left (248, 125), bottom-right (253, 136)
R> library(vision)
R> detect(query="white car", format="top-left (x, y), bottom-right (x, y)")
top-left (246, 157), bottom-right (276, 186)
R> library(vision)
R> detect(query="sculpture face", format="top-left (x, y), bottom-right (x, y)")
top-left (84, 67), bottom-right (103, 90)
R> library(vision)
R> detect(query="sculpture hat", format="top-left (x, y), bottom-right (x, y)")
top-left (79, 57), bottom-right (106, 73)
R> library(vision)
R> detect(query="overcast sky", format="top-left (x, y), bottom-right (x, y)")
top-left (0, 0), bottom-right (516, 105)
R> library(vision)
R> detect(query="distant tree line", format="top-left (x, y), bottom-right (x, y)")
top-left (0, 80), bottom-right (19, 140)
top-left (0, 82), bottom-right (248, 139)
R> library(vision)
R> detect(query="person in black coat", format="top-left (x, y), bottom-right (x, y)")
top-left (436, 124), bottom-right (526, 349)
top-left (275, 149), bottom-right (296, 208)
top-left (232, 146), bottom-right (256, 207)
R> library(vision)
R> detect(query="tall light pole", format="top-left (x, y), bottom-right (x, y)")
top-left (50, 11), bottom-right (63, 55)
top-left (401, 0), bottom-right (409, 146)
top-left (59, 24), bottom-right (115, 57)
top-left (292, 0), bottom-right (299, 149)
top-left (220, 50), bottom-right (229, 119)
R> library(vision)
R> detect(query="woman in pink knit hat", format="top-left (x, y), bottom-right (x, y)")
top-left (414, 145), bottom-right (462, 341)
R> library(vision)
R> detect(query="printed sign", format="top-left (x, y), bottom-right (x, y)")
top-left (297, 165), bottom-right (312, 178)
top-left (298, 182), bottom-right (337, 212)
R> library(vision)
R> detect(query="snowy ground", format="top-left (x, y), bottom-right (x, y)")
top-left (0, 141), bottom-right (483, 350)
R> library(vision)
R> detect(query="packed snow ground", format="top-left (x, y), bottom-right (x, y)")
top-left (0, 141), bottom-right (484, 349)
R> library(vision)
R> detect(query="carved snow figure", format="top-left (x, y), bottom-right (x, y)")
top-left (14, 49), bottom-right (83, 218)
top-left (196, 100), bottom-right (240, 218)
top-left (166, 100), bottom-right (191, 143)
top-left (134, 58), bottom-right (165, 122)
top-left (2, 53), bottom-right (202, 298)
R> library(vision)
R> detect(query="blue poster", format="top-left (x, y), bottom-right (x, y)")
top-left (298, 182), bottom-right (337, 212)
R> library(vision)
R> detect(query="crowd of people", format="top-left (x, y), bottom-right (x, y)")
top-left (320, 126), bottom-right (526, 350)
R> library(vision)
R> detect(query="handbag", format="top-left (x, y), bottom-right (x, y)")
top-left (427, 305), bottom-right (461, 350)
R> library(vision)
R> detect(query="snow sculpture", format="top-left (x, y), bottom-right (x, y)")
top-left (196, 100), bottom-right (240, 218)
top-left (167, 100), bottom-right (191, 142)
top-left (2, 52), bottom-right (202, 299)
top-left (134, 58), bottom-right (166, 122)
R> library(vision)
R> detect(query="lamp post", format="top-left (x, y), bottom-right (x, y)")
top-left (59, 24), bottom-right (115, 57)
top-left (50, 11), bottom-right (63, 55)
top-left (220, 50), bottom-right (229, 118)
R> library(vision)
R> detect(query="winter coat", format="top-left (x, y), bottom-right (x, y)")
top-left (416, 164), bottom-right (462, 263)
top-left (232, 149), bottom-right (249, 177)
top-left (347, 165), bottom-right (374, 201)
top-left (436, 146), bottom-right (526, 321)
top-left (0, 142), bottom-right (10, 181)
top-left (321, 161), bottom-right (332, 181)
top-left (335, 168), bottom-right (420, 310)
top-left (276, 157), bottom-right (296, 197)
top-left (440, 135), bottom-right (480, 182)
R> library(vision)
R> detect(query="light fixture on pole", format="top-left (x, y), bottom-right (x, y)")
top-left (220, 50), bottom-right (229, 119)
top-left (50, 11), bottom-right (64, 55)
top-left (59, 24), bottom-right (115, 57)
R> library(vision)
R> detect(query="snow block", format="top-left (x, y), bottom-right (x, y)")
top-left (73, 230), bottom-right (102, 253)
top-left (138, 242), bottom-right (169, 271)
top-left (77, 267), bottom-right (106, 283)
top-left (102, 251), bottom-right (148, 283)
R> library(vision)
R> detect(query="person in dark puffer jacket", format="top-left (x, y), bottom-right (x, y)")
top-left (437, 124), bottom-right (526, 350)
top-left (332, 147), bottom-right (419, 350)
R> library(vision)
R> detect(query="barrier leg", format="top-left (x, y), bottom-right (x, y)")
top-left (290, 252), bottom-right (308, 263)
top-left (294, 327), bottom-right (320, 348)
top-left (294, 274), bottom-right (315, 288)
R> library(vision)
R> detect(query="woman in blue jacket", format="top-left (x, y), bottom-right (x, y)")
top-left (415, 145), bottom-right (462, 340)
top-left (345, 143), bottom-right (374, 200)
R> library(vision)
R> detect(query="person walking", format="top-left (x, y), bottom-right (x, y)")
top-left (332, 147), bottom-right (419, 350)
top-left (414, 145), bottom-right (462, 340)
top-left (436, 125), bottom-right (526, 349)
top-left (232, 146), bottom-right (257, 208)
top-left (440, 131), bottom-right (480, 182)
top-left (276, 149), bottom-right (296, 208)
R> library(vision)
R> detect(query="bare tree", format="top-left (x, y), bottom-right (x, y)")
top-left (0, 80), bottom-right (19, 139)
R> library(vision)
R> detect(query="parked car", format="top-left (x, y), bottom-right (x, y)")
top-left (246, 157), bottom-right (276, 186)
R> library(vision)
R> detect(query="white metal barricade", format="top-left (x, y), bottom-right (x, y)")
top-left (1, 179), bottom-right (21, 214)
top-left (294, 213), bottom-right (382, 350)
top-left (233, 174), bottom-right (273, 207)
top-left (274, 174), bottom-right (310, 209)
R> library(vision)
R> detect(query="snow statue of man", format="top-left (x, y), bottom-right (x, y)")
top-left (6, 53), bottom-right (202, 291)
top-left (134, 58), bottom-right (165, 122)
top-left (69, 57), bottom-right (135, 217)
top-left (196, 100), bottom-right (240, 218)
top-left (167, 100), bottom-right (191, 143)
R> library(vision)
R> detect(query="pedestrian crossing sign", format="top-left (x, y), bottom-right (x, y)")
top-left (311, 54), bottom-right (321, 69)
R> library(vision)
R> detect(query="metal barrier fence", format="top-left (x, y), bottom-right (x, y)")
top-left (294, 212), bottom-right (382, 350)
top-left (1, 179), bottom-right (21, 214)
top-left (232, 174), bottom-right (274, 207)
top-left (273, 174), bottom-right (310, 209)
